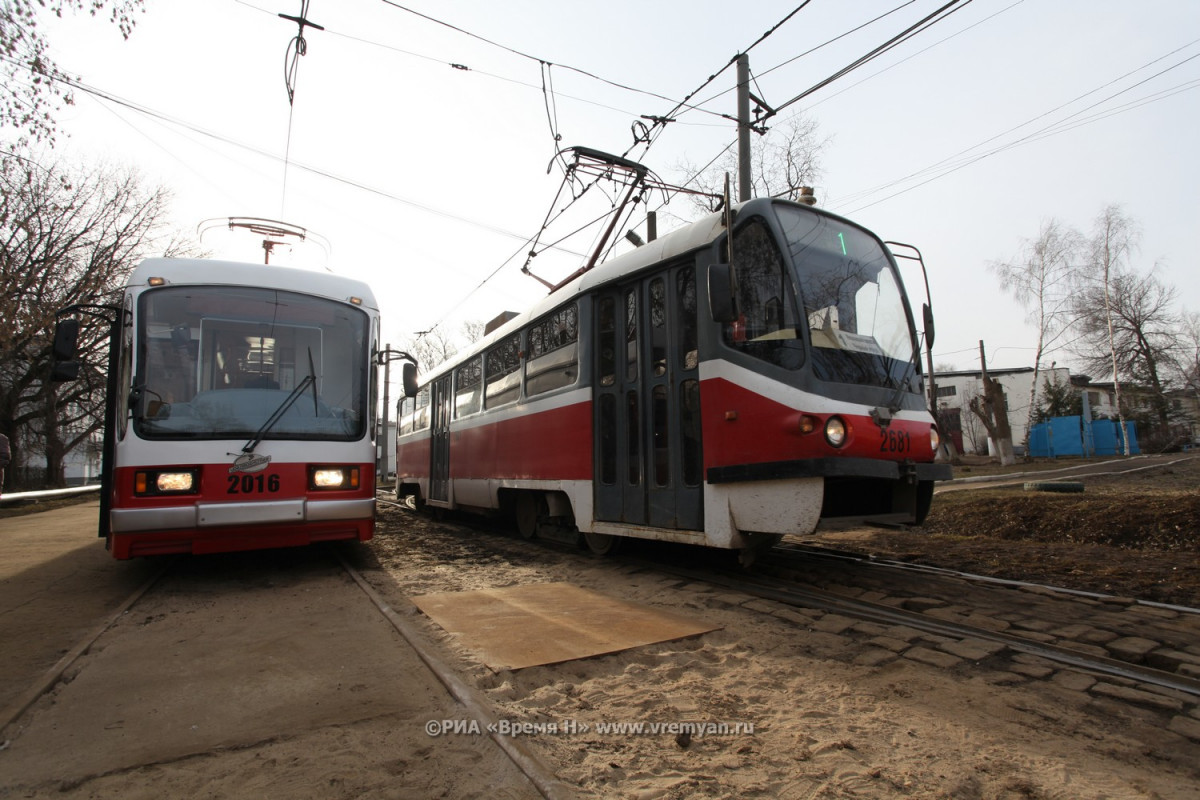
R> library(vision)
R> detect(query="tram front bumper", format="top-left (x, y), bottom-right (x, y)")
top-left (706, 457), bottom-right (951, 485)
top-left (110, 497), bottom-right (376, 533)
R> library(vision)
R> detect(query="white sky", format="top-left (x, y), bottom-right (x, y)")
top-left (36, 0), bottom-right (1200, 377)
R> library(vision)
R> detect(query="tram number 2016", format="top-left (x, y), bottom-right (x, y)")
top-left (879, 429), bottom-right (911, 453)
top-left (227, 473), bottom-right (281, 494)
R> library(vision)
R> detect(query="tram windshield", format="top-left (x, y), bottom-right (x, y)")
top-left (777, 206), bottom-right (919, 390)
top-left (131, 286), bottom-right (370, 441)
top-left (723, 205), bottom-right (919, 390)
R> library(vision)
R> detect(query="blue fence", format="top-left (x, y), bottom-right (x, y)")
top-left (1028, 416), bottom-right (1139, 457)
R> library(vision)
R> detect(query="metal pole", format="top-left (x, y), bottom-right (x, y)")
top-left (736, 54), bottom-right (752, 203)
top-left (380, 345), bottom-right (391, 485)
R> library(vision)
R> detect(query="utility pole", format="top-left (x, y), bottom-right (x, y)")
top-left (974, 340), bottom-right (1015, 465)
top-left (736, 54), bottom-right (752, 203)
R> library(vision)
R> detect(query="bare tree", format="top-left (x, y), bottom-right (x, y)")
top-left (1, 1), bottom-right (144, 146)
top-left (1179, 311), bottom-right (1200, 401)
top-left (0, 153), bottom-right (189, 487)
top-left (678, 111), bottom-right (829, 214)
top-left (957, 385), bottom-right (989, 455)
top-left (968, 373), bottom-right (1015, 464)
top-left (1079, 206), bottom-right (1138, 453)
top-left (1073, 267), bottom-right (1181, 435)
top-left (990, 218), bottom-right (1082, 448)
top-left (398, 321), bottom-right (484, 376)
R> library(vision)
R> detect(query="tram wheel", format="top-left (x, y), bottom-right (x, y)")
top-left (583, 531), bottom-right (621, 556)
top-left (515, 492), bottom-right (544, 539)
top-left (738, 533), bottom-right (783, 568)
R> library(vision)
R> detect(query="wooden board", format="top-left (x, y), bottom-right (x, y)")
top-left (410, 582), bottom-right (719, 671)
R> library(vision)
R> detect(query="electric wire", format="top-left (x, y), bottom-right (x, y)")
top-left (40, 68), bottom-right (588, 260)
top-left (667, 0), bottom-right (974, 213)
top-left (836, 47), bottom-right (1200, 214)
top-left (687, 0), bottom-right (920, 113)
top-left (767, 0), bottom-right (974, 121)
top-left (835, 37), bottom-right (1200, 207)
top-left (802, 0), bottom-right (1026, 112)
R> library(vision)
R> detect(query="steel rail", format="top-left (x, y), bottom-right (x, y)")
top-left (773, 541), bottom-right (1200, 616)
top-left (336, 546), bottom-right (573, 800)
top-left (0, 558), bottom-right (175, 738)
top-left (655, 561), bottom-right (1200, 699)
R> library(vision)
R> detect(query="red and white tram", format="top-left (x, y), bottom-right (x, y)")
top-left (54, 259), bottom-right (385, 559)
top-left (395, 197), bottom-right (951, 557)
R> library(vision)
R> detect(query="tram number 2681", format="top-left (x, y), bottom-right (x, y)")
top-left (227, 473), bottom-right (282, 494)
top-left (879, 429), bottom-right (911, 453)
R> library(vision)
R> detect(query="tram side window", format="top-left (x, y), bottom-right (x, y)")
top-left (597, 296), bottom-right (616, 387)
top-left (485, 333), bottom-right (521, 408)
top-left (723, 218), bottom-right (804, 370)
top-left (677, 266), bottom-right (698, 371)
top-left (400, 386), bottom-right (431, 433)
top-left (525, 302), bottom-right (579, 396)
top-left (454, 358), bottom-right (482, 418)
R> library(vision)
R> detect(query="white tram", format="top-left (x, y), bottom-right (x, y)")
top-left (54, 259), bottom-right (389, 559)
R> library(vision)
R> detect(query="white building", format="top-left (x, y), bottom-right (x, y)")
top-left (932, 366), bottom-right (1072, 456)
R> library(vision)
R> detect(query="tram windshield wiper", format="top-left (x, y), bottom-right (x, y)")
top-left (883, 346), bottom-right (922, 415)
top-left (242, 348), bottom-right (318, 454)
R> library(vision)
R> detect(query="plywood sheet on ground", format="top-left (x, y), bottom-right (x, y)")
top-left (410, 582), bottom-right (719, 670)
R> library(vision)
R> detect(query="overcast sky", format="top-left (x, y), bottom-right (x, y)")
top-left (36, 0), bottom-right (1200, 378)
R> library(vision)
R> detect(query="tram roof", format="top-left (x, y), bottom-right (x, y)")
top-left (422, 198), bottom-right (805, 381)
top-left (127, 258), bottom-right (379, 311)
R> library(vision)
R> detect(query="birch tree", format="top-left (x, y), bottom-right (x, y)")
top-left (989, 218), bottom-right (1081, 447)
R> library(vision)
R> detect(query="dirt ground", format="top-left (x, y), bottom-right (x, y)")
top-left (818, 454), bottom-right (1200, 608)
top-left (361, 498), bottom-right (1200, 799)
top-left (2, 455), bottom-right (1199, 799)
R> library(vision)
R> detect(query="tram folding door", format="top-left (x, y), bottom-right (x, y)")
top-left (429, 374), bottom-right (452, 503)
top-left (592, 263), bottom-right (703, 531)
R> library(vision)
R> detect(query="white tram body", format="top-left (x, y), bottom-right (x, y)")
top-left (396, 198), bottom-right (950, 553)
top-left (65, 258), bottom-right (381, 559)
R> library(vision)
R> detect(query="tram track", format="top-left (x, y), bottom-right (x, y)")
top-left (391, 496), bottom-right (1200, 710)
top-left (654, 558), bottom-right (1200, 699)
top-left (335, 546), bottom-right (570, 800)
top-left (2, 529), bottom-right (565, 800)
top-left (0, 557), bottom-right (175, 738)
top-left (776, 539), bottom-right (1200, 616)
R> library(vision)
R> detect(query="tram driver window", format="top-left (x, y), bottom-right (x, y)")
top-left (722, 219), bottom-right (804, 369)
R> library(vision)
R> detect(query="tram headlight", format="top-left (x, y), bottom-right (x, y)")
top-left (824, 417), bottom-right (847, 448)
top-left (134, 468), bottom-right (199, 496)
top-left (930, 425), bottom-right (941, 452)
top-left (309, 465), bottom-right (361, 491)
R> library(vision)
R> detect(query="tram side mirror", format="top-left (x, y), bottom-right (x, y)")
top-left (128, 385), bottom-right (146, 420)
top-left (922, 303), bottom-right (935, 349)
top-left (402, 362), bottom-right (419, 398)
top-left (707, 264), bottom-right (737, 323)
top-left (51, 361), bottom-right (80, 382)
top-left (53, 318), bottom-right (80, 361)
top-left (50, 318), bottom-right (81, 382)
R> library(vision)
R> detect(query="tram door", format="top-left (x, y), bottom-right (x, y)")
top-left (429, 374), bottom-right (452, 503)
top-left (593, 263), bottom-right (703, 530)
